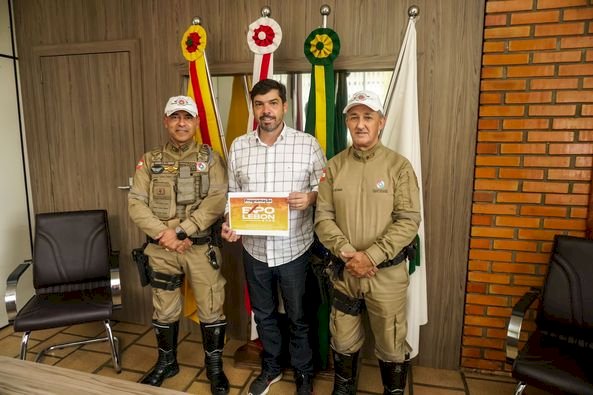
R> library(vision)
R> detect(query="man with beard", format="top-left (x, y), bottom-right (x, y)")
top-left (222, 79), bottom-right (326, 395)
top-left (128, 96), bottom-right (230, 394)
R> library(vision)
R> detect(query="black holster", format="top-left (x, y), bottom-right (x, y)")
top-left (132, 242), bottom-right (150, 286)
top-left (333, 288), bottom-right (365, 316)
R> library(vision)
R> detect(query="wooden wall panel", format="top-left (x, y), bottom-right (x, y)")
top-left (14, 0), bottom-right (484, 369)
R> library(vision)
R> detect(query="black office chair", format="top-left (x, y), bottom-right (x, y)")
top-left (4, 210), bottom-right (122, 372)
top-left (506, 235), bottom-right (593, 395)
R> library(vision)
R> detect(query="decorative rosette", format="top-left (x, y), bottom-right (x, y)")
top-left (181, 24), bottom-right (207, 61)
top-left (247, 17), bottom-right (282, 54)
top-left (304, 27), bottom-right (340, 66)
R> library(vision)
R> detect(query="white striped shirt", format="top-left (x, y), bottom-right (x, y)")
top-left (227, 124), bottom-right (326, 266)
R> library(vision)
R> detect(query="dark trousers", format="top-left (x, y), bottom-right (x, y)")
top-left (242, 248), bottom-right (314, 375)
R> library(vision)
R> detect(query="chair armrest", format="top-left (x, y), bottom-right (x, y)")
top-left (5, 260), bottom-right (33, 323)
top-left (506, 288), bottom-right (541, 363)
top-left (108, 249), bottom-right (122, 309)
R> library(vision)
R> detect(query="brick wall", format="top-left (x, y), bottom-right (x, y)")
top-left (462, 0), bottom-right (593, 372)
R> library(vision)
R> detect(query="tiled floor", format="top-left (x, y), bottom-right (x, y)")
top-left (0, 321), bottom-right (552, 394)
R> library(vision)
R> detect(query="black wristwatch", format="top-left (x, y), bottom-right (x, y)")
top-left (175, 226), bottom-right (187, 240)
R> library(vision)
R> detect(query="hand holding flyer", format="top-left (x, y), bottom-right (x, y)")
top-left (228, 192), bottom-right (290, 236)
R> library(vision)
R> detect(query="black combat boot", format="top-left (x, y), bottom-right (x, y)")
top-left (332, 350), bottom-right (359, 395)
top-left (141, 321), bottom-right (180, 386)
top-left (201, 321), bottom-right (230, 395)
top-left (378, 357), bottom-right (410, 395)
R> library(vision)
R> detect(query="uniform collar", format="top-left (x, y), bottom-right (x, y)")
top-left (351, 141), bottom-right (382, 162)
top-left (166, 140), bottom-right (196, 154)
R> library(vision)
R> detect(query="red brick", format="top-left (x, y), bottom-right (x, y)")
top-left (541, 242), bottom-right (554, 252)
top-left (508, 37), bottom-right (557, 51)
top-left (549, 143), bottom-right (593, 154)
top-left (575, 156), bottom-right (592, 166)
top-left (523, 156), bottom-right (570, 167)
top-left (530, 78), bottom-right (578, 90)
top-left (480, 105), bottom-right (525, 116)
top-left (560, 36), bottom-right (593, 48)
top-left (570, 207), bottom-right (588, 218)
top-left (466, 304), bottom-right (487, 315)
top-left (481, 80), bottom-right (527, 91)
top-left (506, 91), bottom-right (552, 103)
top-left (500, 143), bottom-right (546, 154)
top-left (553, 119), bottom-right (593, 130)
top-left (487, 328), bottom-right (510, 339)
top-left (487, 0), bottom-right (534, 13)
top-left (587, 50), bottom-right (593, 62)
top-left (511, 10), bottom-right (559, 24)
top-left (473, 203), bottom-right (519, 215)
top-left (529, 105), bottom-right (576, 116)
top-left (487, 306), bottom-right (512, 317)
top-left (515, 251), bottom-right (552, 263)
top-left (478, 119), bottom-right (501, 129)
top-left (480, 93), bottom-right (503, 104)
top-left (507, 65), bottom-right (555, 77)
top-left (579, 131), bottom-right (593, 141)
top-left (475, 179), bottom-right (520, 191)
top-left (477, 143), bottom-right (499, 154)
top-left (503, 119), bottom-right (550, 129)
top-left (467, 281), bottom-right (489, 293)
top-left (520, 205), bottom-right (567, 216)
top-left (471, 238), bottom-right (492, 249)
top-left (559, 64), bottom-right (593, 76)
top-left (572, 183), bottom-right (590, 194)
top-left (469, 260), bottom-right (491, 271)
top-left (485, 26), bottom-right (531, 39)
top-left (485, 14), bottom-right (508, 26)
top-left (475, 168), bottom-right (498, 178)
top-left (533, 50), bottom-right (582, 63)
top-left (479, 131), bottom-right (525, 142)
top-left (523, 181), bottom-right (569, 193)
top-left (472, 226), bottom-right (515, 238)
top-left (482, 67), bottom-right (505, 79)
top-left (535, 22), bottom-right (584, 36)
top-left (472, 214), bottom-right (494, 226)
top-left (518, 228), bottom-right (559, 240)
top-left (584, 78), bottom-right (593, 88)
top-left (490, 284), bottom-right (532, 296)
top-left (537, 0), bottom-right (588, 9)
top-left (583, 105), bottom-right (593, 116)
top-left (484, 349), bottom-right (507, 362)
top-left (497, 192), bottom-right (542, 203)
top-left (463, 335), bottom-right (506, 350)
top-left (466, 293), bottom-right (510, 306)
top-left (493, 240), bottom-right (538, 251)
top-left (484, 53), bottom-right (530, 65)
top-left (514, 275), bottom-right (545, 287)
top-left (484, 41), bottom-right (507, 53)
top-left (462, 346), bottom-right (483, 357)
top-left (496, 216), bottom-right (541, 227)
top-left (469, 249), bottom-right (514, 261)
top-left (548, 169), bottom-right (591, 181)
top-left (544, 218), bottom-right (587, 230)
top-left (474, 191), bottom-right (496, 202)
top-left (563, 7), bottom-right (593, 20)
top-left (476, 156), bottom-right (521, 166)
top-left (527, 131), bottom-right (574, 141)
top-left (499, 168), bottom-right (544, 179)
top-left (557, 91), bottom-right (593, 103)
top-left (545, 194), bottom-right (589, 205)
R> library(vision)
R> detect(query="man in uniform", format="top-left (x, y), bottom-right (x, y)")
top-left (221, 79), bottom-right (326, 395)
top-left (128, 96), bottom-right (230, 394)
top-left (315, 91), bottom-right (421, 395)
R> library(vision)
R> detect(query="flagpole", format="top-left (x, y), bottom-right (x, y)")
top-left (384, 5), bottom-right (420, 115)
top-left (191, 16), bottom-right (229, 159)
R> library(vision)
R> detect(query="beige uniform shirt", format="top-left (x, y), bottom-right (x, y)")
top-left (315, 142), bottom-right (421, 266)
top-left (128, 140), bottom-right (228, 238)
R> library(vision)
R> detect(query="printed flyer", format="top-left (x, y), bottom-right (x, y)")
top-left (228, 192), bottom-right (290, 236)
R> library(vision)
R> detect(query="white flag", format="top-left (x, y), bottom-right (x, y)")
top-left (382, 18), bottom-right (428, 359)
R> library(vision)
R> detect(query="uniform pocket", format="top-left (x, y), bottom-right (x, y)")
top-left (149, 177), bottom-right (177, 220)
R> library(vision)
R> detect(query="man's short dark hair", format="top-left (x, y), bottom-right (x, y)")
top-left (250, 79), bottom-right (287, 103)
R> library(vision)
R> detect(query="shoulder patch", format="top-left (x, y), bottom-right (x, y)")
top-left (136, 158), bottom-right (144, 170)
top-left (319, 168), bottom-right (327, 182)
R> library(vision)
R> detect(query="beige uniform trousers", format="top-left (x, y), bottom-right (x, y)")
top-left (144, 242), bottom-right (226, 324)
top-left (330, 261), bottom-right (410, 362)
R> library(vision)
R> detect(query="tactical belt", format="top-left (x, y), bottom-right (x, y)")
top-left (376, 248), bottom-right (408, 269)
top-left (149, 269), bottom-right (184, 291)
top-left (149, 236), bottom-right (211, 246)
top-left (333, 288), bottom-right (365, 316)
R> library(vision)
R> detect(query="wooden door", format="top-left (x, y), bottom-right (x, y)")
top-left (32, 41), bottom-right (151, 323)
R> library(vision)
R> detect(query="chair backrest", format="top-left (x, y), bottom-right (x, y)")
top-left (33, 210), bottom-right (111, 291)
top-left (538, 235), bottom-right (593, 343)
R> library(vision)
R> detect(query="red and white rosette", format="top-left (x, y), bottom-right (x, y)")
top-left (247, 17), bottom-right (282, 83)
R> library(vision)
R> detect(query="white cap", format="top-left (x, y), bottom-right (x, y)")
top-left (164, 96), bottom-right (198, 117)
top-left (343, 90), bottom-right (384, 114)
